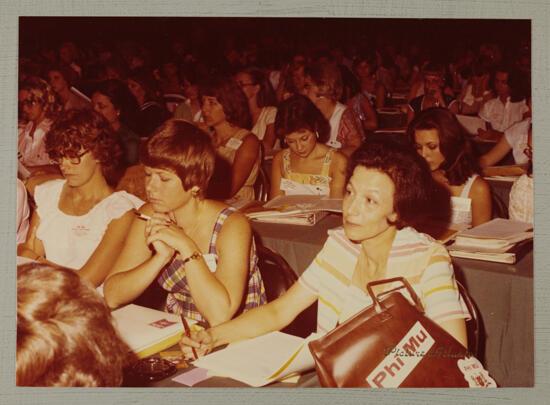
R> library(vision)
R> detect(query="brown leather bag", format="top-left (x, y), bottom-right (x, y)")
top-left (308, 277), bottom-right (497, 388)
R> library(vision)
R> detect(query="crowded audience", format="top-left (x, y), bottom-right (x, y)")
top-left (16, 18), bottom-right (532, 387)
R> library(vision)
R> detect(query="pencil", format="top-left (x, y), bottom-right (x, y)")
top-left (181, 315), bottom-right (198, 360)
top-left (134, 212), bottom-right (151, 221)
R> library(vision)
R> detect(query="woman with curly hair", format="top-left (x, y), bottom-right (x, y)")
top-left (18, 76), bottom-right (62, 170)
top-left (17, 263), bottom-right (134, 386)
top-left (234, 67), bottom-right (278, 150)
top-left (17, 109), bottom-right (144, 291)
top-left (270, 95), bottom-right (347, 199)
top-left (408, 107), bottom-right (492, 228)
top-left (199, 75), bottom-right (260, 201)
top-left (47, 64), bottom-right (91, 111)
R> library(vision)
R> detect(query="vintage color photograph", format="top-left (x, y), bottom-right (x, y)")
top-left (16, 16), bottom-right (532, 389)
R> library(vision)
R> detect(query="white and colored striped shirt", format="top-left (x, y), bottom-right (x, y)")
top-left (298, 227), bottom-right (470, 334)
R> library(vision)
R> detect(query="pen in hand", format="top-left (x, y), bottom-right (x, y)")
top-left (181, 315), bottom-right (198, 360)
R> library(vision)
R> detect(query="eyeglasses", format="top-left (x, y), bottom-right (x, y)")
top-left (52, 150), bottom-right (89, 165)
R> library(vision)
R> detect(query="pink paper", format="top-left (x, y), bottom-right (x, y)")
top-left (172, 367), bottom-right (210, 386)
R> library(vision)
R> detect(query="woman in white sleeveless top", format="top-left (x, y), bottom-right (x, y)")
top-left (18, 110), bottom-right (143, 291)
top-left (408, 107), bottom-right (492, 228)
top-left (270, 95), bottom-right (347, 199)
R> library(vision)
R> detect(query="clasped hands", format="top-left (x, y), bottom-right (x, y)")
top-left (144, 212), bottom-right (194, 261)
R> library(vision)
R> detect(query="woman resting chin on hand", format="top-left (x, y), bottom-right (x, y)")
top-left (103, 120), bottom-right (266, 327)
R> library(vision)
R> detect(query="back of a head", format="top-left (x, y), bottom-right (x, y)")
top-left (17, 263), bottom-right (133, 386)
top-left (348, 138), bottom-right (434, 230)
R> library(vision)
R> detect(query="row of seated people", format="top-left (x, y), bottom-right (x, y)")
top-left (18, 120), bottom-right (477, 385)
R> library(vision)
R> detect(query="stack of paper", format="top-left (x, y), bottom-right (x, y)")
top-left (448, 218), bottom-right (533, 263)
top-left (111, 304), bottom-right (196, 359)
top-left (192, 331), bottom-right (320, 387)
top-left (245, 195), bottom-right (342, 226)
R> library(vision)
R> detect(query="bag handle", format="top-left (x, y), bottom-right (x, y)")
top-left (366, 277), bottom-right (424, 314)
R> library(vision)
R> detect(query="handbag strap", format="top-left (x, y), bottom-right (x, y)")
top-left (366, 277), bottom-right (424, 314)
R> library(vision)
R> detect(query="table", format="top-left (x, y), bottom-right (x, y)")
top-left (251, 216), bottom-right (534, 387)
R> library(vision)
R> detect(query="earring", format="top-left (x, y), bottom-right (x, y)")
top-left (192, 188), bottom-right (200, 198)
top-left (316, 131), bottom-right (319, 139)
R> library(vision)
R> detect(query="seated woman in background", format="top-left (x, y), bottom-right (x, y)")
top-left (235, 67), bottom-right (278, 150)
top-left (408, 107), bottom-right (492, 228)
top-left (92, 79), bottom-right (141, 169)
top-left (47, 64), bottom-right (91, 111)
top-left (270, 95), bottom-right (347, 199)
top-left (103, 120), bottom-right (266, 326)
top-left (17, 263), bottom-right (133, 386)
top-left (199, 76), bottom-right (261, 201)
top-left (18, 77), bottom-right (62, 172)
top-left (347, 54), bottom-right (380, 133)
top-left (180, 140), bottom-right (470, 357)
top-left (173, 64), bottom-right (204, 123)
top-left (127, 67), bottom-right (169, 139)
top-left (509, 127), bottom-right (533, 223)
top-left (479, 96), bottom-right (532, 169)
top-left (17, 109), bottom-right (144, 291)
top-left (304, 62), bottom-right (365, 157)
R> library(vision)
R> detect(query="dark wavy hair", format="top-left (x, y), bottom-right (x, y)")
top-left (140, 119), bottom-right (216, 198)
top-left (46, 63), bottom-right (79, 88)
top-left (93, 79), bottom-right (139, 128)
top-left (17, 263), bottom-right (135, 386)
top-left (274, 94), bottom-right (330, 144)
top-left (128, 67), bottom-right (161, 102)
top-left (348, 138), bottom-right (434, 229)
top-left (199, 75), bottom-right (252, 130)
top-left (407, 107), bottom-right (479, 186)
top-left (236, 67), bottom-right (277, 107)
top-left (45, 109), bottom-right (121, 183)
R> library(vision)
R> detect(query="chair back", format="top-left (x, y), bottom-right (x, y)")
top-left (254, 165), bottom-right (270, 202)
top-left (491, 190), bottom-right (508, 219)
top-left (456, 280), bottom-right (481, 359)
top-left (163, 93), bottom-right (187, 114)
top-left (256, 245), bottom-right (317, 337)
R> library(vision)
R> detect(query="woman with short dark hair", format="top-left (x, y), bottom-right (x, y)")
top-left (270, 95), bottom-right (347, 199)
top-left (408, 107), bottom-right (492, 227)
top-left (104, 120), bottom-right (267, 327)
top-left (180, 139), bottom-right (470, 356)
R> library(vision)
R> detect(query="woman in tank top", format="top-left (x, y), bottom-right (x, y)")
top-left (270, 95), bottom-right (348, 199)
top-left (104, 120), bottom-right (266, 326)
top-left (199, 76), bottom-right (260, 201)
top-left (408, 107), bottom-right (492, 228)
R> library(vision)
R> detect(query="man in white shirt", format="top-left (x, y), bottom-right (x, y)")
top-left (478, 66), bottom-right (529, 141)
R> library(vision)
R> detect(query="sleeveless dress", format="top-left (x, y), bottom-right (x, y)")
top-left (279, 149), bottom-right (334, 196)
top-left (158, 207), bottom-right (267, 326)
top-left (215, 129), bottom-right (260, 201)
top-left (450, 174), bottom-right (478, 227)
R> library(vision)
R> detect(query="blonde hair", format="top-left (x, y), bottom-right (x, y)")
top-left (17, 264), bottom-right (134, 386)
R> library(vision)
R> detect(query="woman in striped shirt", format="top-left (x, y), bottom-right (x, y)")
top-left (180, 139), bottom-right (469, 356)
